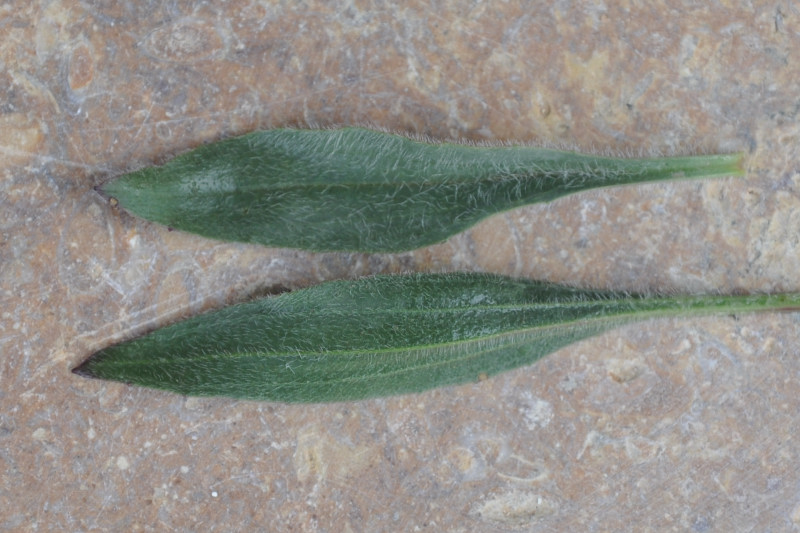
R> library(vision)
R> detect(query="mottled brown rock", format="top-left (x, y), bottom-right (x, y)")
top-left (3, 1), bottom-right (800, 531)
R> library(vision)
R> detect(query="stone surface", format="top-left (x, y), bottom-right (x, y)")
top-left (3, 1), bottom-right (800, 531)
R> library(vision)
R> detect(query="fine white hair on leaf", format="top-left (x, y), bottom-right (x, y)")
top-left (74, 272), bottom-right (800, 403)
top-left (98, 126), bottom-right (744, 252)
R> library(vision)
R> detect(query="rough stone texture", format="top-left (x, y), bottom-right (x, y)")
top-left (3, 1), bottom-right (800, 531)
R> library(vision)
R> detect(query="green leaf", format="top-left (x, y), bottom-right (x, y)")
top-left (73, 273), bottom-right (799, 403)
top-left (100, 127), bottom-right (744, 252)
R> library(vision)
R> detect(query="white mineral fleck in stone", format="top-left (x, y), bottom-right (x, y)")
top-left (116, 456), bottom-right (130, 470)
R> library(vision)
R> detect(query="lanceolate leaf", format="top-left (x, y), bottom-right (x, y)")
top-left (100, 127), bottom-right (744, 252)
top-left (73, 273), bottom-right (799, 403)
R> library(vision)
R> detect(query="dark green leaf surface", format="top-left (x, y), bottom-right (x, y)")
top-left (73, 273), bottom-right (799, 403)
top-left (100, 127), bottom-right (744, 252)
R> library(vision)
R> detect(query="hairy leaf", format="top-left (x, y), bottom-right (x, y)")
top-left (73, 273), bottom-right (797, 403)
top-left (100, 127), bottom-right (743, 252)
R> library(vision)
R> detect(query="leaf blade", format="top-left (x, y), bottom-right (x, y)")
top-left (73, 273), bottom-right (797, 403)
top-left (101, 128), bottom-right (744, 252)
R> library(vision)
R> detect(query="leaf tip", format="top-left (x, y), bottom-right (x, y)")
top-left (94, 183), bottom-right (121, 207)
top-left (734, 151), bottom-right (747, 176)
top-left (72, 360), bottom-right (98, 379)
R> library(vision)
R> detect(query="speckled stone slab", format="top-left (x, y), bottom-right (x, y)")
top-left (3, 1), bottom-right (800, 531)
